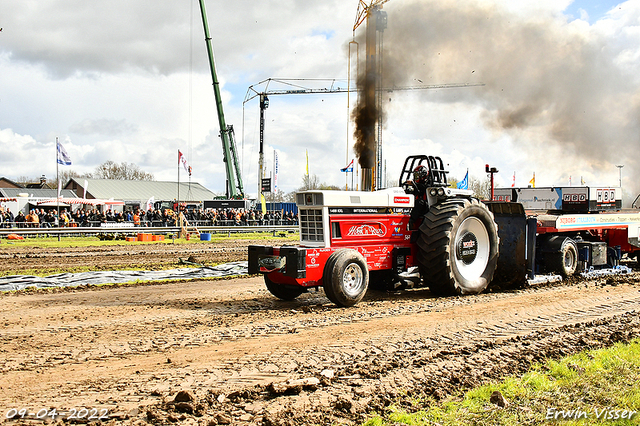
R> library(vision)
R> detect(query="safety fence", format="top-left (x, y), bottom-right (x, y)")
top-left (0, 218), bottom-right (298, 229)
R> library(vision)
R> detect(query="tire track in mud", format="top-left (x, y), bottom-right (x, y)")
top-left (140, 287), bottom-right (640, 425)
top-left (2, 276), bottom-right (639, 425)
top-left (2, 281), bottom-right (639, 376)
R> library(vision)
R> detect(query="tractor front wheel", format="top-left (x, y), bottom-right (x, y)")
top-left (323, 249), bottom-right (369, 307)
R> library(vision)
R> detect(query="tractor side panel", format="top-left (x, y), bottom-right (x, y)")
top-left (329, 213), bottom-right (415, 271)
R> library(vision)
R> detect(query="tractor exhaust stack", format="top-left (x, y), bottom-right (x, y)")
top-left (361, 168), bottom-right (374, 192)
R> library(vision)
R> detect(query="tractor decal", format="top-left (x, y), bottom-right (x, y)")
top-left (346, 223), bottom-right (387, 237)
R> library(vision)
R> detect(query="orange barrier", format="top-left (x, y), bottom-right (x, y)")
top-left (136, 233), bottom-right (152, 242)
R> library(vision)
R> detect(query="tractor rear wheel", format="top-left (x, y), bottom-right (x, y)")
top-left (323, 249), bottom-right (369, 307)
top-left (417, 198), bottom-right (499, 296)
top-left (264, 275), bottom-right (305, 301)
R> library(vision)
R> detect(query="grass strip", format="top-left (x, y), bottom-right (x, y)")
top-left (364, 339), bottom-right (640, 425)
top-left (0, 232), bottom-right (298, 249)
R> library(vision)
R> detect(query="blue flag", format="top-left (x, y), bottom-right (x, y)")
top-left (57, 139), bottom-right (72, 165)
top-left (457, 171), bottom-right (468, 190)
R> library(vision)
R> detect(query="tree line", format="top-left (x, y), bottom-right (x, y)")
top-left (15, 161), bottom-right (154, 188)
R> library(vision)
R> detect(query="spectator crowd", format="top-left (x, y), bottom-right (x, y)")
top-left (0, 206), bottom-right (297, 228)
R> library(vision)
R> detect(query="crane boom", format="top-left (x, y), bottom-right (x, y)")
top-left (198, 0), bottom-right (244, 198)
top-left (243, 78), bottom-right (483, 193)
top-left (244, 78), bottom-right (482, 103)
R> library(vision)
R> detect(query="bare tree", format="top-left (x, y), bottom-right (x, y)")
top-left (54, 169), bottom-right (92, 188)
top-left (15, 175), bottom-right (43, 186)
top-left (94, 161), bottom-right (154, 180)
top-left (299, 174), bottom-right (321, 191)
top-left (282, 191), bottom-right (297, 202)
top-left (469, 176), bottom-right (491, 200)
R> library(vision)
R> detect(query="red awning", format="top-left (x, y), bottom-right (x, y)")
top-left (36, 198), bottom-right (125, 206)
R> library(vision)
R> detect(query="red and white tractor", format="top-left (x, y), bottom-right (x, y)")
top-left (249, 155), bottom-right (501, 306)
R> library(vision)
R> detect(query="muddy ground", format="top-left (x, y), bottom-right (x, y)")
top-left (1, 240), bottom-right (639, 425)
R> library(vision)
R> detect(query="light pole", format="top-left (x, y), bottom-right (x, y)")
top-left (616, 165), bottom-right (623, 208)
top-left (616, 165), bottom-right (623, 188)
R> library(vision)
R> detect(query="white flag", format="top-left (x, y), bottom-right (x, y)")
top-left (57, 138), bottom-right (72, 165)
top-left (84, 179), bottom-right (89, 198)
top-left (274, 150), bottom-right (279, 194)
top-left (146, 196), bottom-right (155, 211)
top-left (178, 150), bottom-right (191, 176)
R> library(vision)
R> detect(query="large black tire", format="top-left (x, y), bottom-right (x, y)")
top-left (323, 249), bottom-right (369, 307)
top-left (541, 236), bottom-right (579, 277)
top-left (264, 275), bottom-right (305, 301)
top-left (417, 198), bottom-right (499, 296)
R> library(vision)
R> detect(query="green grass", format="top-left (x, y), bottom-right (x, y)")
top-left (0, 231), bottom-right (298, 249)
top-left (0, 232), bottom-right (298, 277)
top-left (364, 339), bottom-right (640, 425)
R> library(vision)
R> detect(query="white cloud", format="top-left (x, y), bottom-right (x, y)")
top-left (1, 0), bottom-right (639, 201)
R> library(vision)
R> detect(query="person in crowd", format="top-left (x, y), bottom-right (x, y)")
top-left (145, 209), bottom-right (153, 226)
top-left (37, 209), bottom-right (46, 227)
top-left (26, 209), bottom-right (39, 228)
top-left (98, 209), bottom-right (107, 224)
top-left (15, 211), bottom-right (26, 228)
top-left (42, 210), bottom-right (56, 228)
top-left (3, 208), bottom-right (14, 228)
top-left (152, 208), bottom-right (163, 227)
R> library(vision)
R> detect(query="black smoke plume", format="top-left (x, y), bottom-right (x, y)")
top-left (352, 70), bottom-right (379, 170)
top-left (354, 0), bottom-right (640, 197)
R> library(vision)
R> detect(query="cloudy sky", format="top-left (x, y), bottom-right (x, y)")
top-left (1, 0), bottom-right (638, 202)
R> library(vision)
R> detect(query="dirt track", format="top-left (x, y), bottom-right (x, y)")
top-left (1, 242), bottom-right (640, 425)
top-left (0, 240), bottom-right (267, 274)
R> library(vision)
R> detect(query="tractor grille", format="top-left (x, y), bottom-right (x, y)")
top-left (300, 208), bottom-right (324, 243)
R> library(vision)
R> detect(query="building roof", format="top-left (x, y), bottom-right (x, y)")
top-left (0, 177), bottom-right (23, 189)
top-left (64, 178), bottom-right (217, 202)
top-left (0, 188), bottom-right (78, 198)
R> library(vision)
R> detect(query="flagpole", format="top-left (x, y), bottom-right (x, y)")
top-left (56, 137), bottom-right (61, 239)
top-left (177, 150), bottom-right (180, 213)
